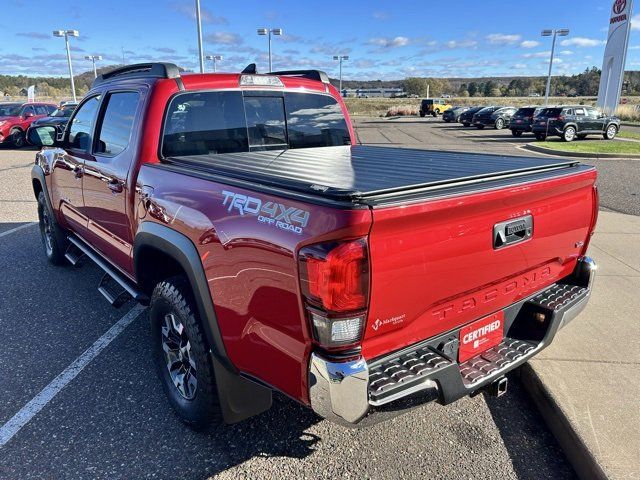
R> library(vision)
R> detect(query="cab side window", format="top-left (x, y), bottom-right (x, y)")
top-left (95, 92), bottom-right (140, 156)
top-left (21, 105), bottom-right (35, 117)
top-left (68, 96), bottom-right (101, 151)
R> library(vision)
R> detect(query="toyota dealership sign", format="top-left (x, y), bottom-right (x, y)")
top-left (597, 0), bottom-right (635, 113)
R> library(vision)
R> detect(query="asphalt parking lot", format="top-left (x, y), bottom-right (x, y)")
top-left (3, 116), bottom-right (634, 479)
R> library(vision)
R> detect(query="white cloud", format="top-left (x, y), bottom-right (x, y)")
top-left (487, 33), bottom-right (522, 45)
top-left (523, 51), bottom-right (552, 59)
top-left (632, 14), bottom-right (640, 31)
top-left (520, 40), bottom-right (540, 49)
top-left (560, 37), bottom-right (605, 48)
top-left (513, 63), bottom-right (527, 69)
top-left (559, 50), bottom-right (574, 55)
top-left (367, 36), bottom-right (410, 48)
top-left (204, 32), bottom-right (243, 45)
top-left (445, 39), bottom-right (478, 49)
top-left (372, 11), bottom-right (390, 20)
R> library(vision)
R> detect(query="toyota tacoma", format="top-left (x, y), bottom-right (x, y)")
top-left (29, 63), bottom-right (598, 428)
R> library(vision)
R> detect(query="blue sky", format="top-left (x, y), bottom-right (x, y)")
top-left (2, 0), bottom-right (640, 79)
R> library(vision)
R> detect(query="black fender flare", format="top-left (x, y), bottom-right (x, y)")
top-left (133, 221), bottom-right (273, 423)
top-left (133, 221), bottom-right (233, 372)
top-left (31, 164), bottom-right (54, 212)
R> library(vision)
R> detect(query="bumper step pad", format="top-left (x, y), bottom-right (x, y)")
top-left (458, 339), bottom-right (535, 387)
top-left (528, 284), bottom-right (588, 311)
top-left (368, 348), bottom-right (451, 406)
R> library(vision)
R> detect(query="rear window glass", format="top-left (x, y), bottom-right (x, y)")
top-left (538, 108), bottom-right (562, 117)
top-left (163, 92), bottom-right (249, 157)
top-left (243, 96), bottom-right (288, 150)
top-left (516, 108), bottom-right (536, 116)
top-left (162, 91), bottom-right (350, 157)
top-left (285, 92), bottom-right (351, 149)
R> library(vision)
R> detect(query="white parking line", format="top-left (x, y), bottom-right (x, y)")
top-left (0, 222), bottom-right (37, 239)
top-left (0, 304), bottom-right (146, 448)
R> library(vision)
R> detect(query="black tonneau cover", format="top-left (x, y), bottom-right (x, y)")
top-left (166, 145), bottom-right (580, 202)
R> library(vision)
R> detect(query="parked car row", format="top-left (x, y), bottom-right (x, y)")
top-left (443, 103), bottom-right (621, 142)
top-left (0, 101), bottom-right (77, 148)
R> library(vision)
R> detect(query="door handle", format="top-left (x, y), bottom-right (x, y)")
top-left (108, 180), bottom-right (124, 193)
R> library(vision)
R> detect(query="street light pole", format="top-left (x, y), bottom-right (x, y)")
top-left (257, 28), bottom-right (282, 72)
top-left (542, 28), bottom-right (569, 105)
top-left (85, 55), bottom-right (103, 78)
top-left (195, 0), bottom-right (205, 73)
top-left (53, 30), bottom-right (79, 102)
top-left (332, 55), bottom-right (349, 93)
top-left (205, 54), bottom-right (222, 72)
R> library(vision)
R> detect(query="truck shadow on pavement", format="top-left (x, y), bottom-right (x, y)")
top-left (484, 371), bottom-right (577, 480)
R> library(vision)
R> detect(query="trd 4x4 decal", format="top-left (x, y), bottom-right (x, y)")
top-left (222, 190), bottom-right (310, 235)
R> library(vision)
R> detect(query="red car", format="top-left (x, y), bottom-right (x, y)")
top-left (28, 63), bottom-right (598, 429)
top-left (0, 102), bottom-right (56, 147)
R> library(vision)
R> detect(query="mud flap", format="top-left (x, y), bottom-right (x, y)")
top-left (211, 355), bottom-right (273, 424)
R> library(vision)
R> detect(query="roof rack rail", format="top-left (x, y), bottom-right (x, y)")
top-left (92, 62), bottom-right (180, 87)
top-left (270, 69), bottom-right (330, 84)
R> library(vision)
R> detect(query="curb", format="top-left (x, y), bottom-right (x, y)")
top-left (523, 143), bottom-right (640, 159)
top-left (520, 364), bottom-right (608, 480)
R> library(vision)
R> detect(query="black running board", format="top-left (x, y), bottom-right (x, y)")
top-left (67, 236), bottom-right (149, 305)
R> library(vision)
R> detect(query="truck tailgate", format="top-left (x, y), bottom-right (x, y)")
top-left (363, 167), bottom-right (597, 360)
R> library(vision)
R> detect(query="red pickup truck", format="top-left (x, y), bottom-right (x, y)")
top-left (29, 63), bottom-right (598, 428)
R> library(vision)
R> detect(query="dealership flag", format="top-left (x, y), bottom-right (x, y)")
top-left (597, 0), bottom-right (635, 113)
top-left (27, 85), bottom-right (35, 103)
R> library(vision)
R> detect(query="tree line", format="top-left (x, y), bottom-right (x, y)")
top-left (2, 65), bottom-right (640, 99)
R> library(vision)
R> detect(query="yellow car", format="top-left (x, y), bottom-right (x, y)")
top-left (419, 98), bottom-right (453, 117)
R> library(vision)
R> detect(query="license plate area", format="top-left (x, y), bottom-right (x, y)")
top-left (458, 311), bottom-right (504, 363)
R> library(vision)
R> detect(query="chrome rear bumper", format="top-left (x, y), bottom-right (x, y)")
top-left (309, 256), bottom-right (596, 426)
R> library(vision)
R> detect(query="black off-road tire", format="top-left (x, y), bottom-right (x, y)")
top-left (419, 112), bottom-right (426, 118)
top-left (476, 124), bottom-right (485, 129)
top-left (463, 122), bottom-right (471, 127)
top-left (37, 191), bottom-right (68, 265)
top-left (150, 277), bottom-right (221, 430)
top-left (535, 133), bottom-right (546, 141)
top-left (511, 130), bottom-right (523, 137)
top-left (10, 128), bottom-right (25, 148)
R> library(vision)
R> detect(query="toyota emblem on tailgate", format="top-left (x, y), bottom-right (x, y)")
top-left (493, 215), bottom-right (533, 249)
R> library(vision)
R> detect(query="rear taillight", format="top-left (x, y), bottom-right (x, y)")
top-left (299, 238), bottom-right (370, 350)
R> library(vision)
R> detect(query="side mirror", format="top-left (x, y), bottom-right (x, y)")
top-left (28, 126), bottom-right (59, 147)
